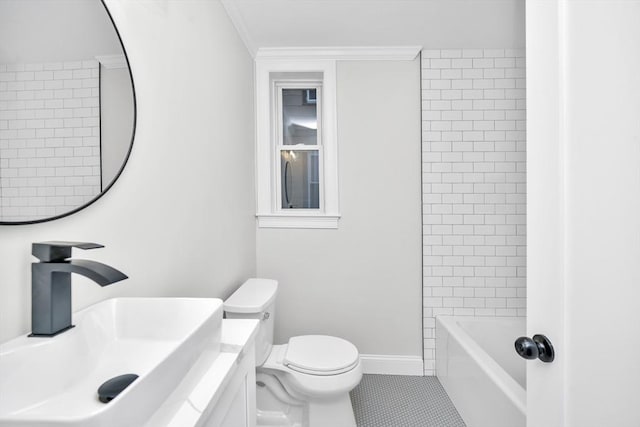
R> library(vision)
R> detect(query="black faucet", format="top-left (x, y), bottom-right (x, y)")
top-left (30, 241), bottom-right (128, 337)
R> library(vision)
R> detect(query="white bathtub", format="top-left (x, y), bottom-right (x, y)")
top-left (436, 316), bottom-right (526, 427)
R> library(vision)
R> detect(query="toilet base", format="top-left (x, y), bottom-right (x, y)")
top-left (256, 374), bottom-right (303, 426)
top-left (307, 395), bottom-right (357, 427)
top-left (255, 373), bottom-right (356, 427)
top-left (256, 409), bottom-right (302, 427)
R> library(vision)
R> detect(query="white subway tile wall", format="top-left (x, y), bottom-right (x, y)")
top-left (0, 60), bottom-right (100, 221)
top-left (421, 49), bottom-right (526, 375)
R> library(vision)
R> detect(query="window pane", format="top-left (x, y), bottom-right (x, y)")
top-left (281, 150), bottom-right (319, 209)
top-left (282, 88), bottom-right (318, 146)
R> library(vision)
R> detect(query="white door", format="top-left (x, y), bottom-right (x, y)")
top-left (526, 1), bottom-right (640, 427)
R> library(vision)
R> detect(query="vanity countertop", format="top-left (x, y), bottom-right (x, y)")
top-left (145, 319), bottom-right (259, 427)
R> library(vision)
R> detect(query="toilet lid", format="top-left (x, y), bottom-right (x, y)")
top-left (284, 335), bottom-right (359, 375)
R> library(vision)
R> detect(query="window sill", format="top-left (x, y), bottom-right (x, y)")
top-left (256, 214), bottom-right (340, 229)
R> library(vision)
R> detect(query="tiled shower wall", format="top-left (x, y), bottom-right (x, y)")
top-left (421, 48), bottom-right (526, 375)
top-left (0, 60), bottom-right (100, 221)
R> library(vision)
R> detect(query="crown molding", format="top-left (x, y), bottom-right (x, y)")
top-left (255, 46), bottom-right (422, 61)
top-left (220, 0), bottom-right (258, 57)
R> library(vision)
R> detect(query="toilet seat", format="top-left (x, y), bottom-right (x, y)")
top-left (284, 335), bottom-right (359, 376)
top-left (260, 336), bottom-right (363, 399)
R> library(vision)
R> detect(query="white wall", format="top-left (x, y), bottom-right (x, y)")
top-left (0, 0), bottom-right (256, 342)
top-left (421, 48), bottom-right (526, 375)
top-left (256, 59), bottom-right (423, 359)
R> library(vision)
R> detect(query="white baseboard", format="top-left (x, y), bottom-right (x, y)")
top-left (359, 354), bottom-right (424, 376)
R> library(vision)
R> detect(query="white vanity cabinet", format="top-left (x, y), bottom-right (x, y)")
top-left (146, 319), bottom-right (259, 427)
top-left (201, 339), bottom-right (257, 427)
top-left (207, 363), bottom-right (254, 427)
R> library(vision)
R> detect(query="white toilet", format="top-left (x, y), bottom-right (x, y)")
top-left (224, 278), bottom-right (363, 427)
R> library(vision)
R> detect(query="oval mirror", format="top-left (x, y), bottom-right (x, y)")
top-left (0, 0), bottom-right (135, 224)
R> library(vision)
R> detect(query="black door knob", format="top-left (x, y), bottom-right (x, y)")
top-left (514, 336), bottom-right (539, 359)
top-left (514, 334), bottom-right (555, 363)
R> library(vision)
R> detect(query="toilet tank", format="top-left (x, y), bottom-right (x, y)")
top-left (224, 278), bottom-right (278, 366)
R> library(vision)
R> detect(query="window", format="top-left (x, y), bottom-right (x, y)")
top-left (255, 59), bottom-right (339, 228)
top-left (277, 84), bottom-right (321, 210)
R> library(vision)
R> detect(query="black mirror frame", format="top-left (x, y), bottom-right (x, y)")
top-left (0, 0), bottom-right (137, 226)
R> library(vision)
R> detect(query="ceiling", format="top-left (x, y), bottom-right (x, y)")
top-left (220, 0), bottom-right (525, 57)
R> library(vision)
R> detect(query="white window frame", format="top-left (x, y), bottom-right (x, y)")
top-left (255, 59), bottom-right (339, 229)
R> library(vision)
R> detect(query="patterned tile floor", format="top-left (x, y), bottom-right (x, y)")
top-left (350, 374), bottom-right (466, 427)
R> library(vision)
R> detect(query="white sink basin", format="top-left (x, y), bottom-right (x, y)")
top-left (0, 297), bottom-right (223, 427)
